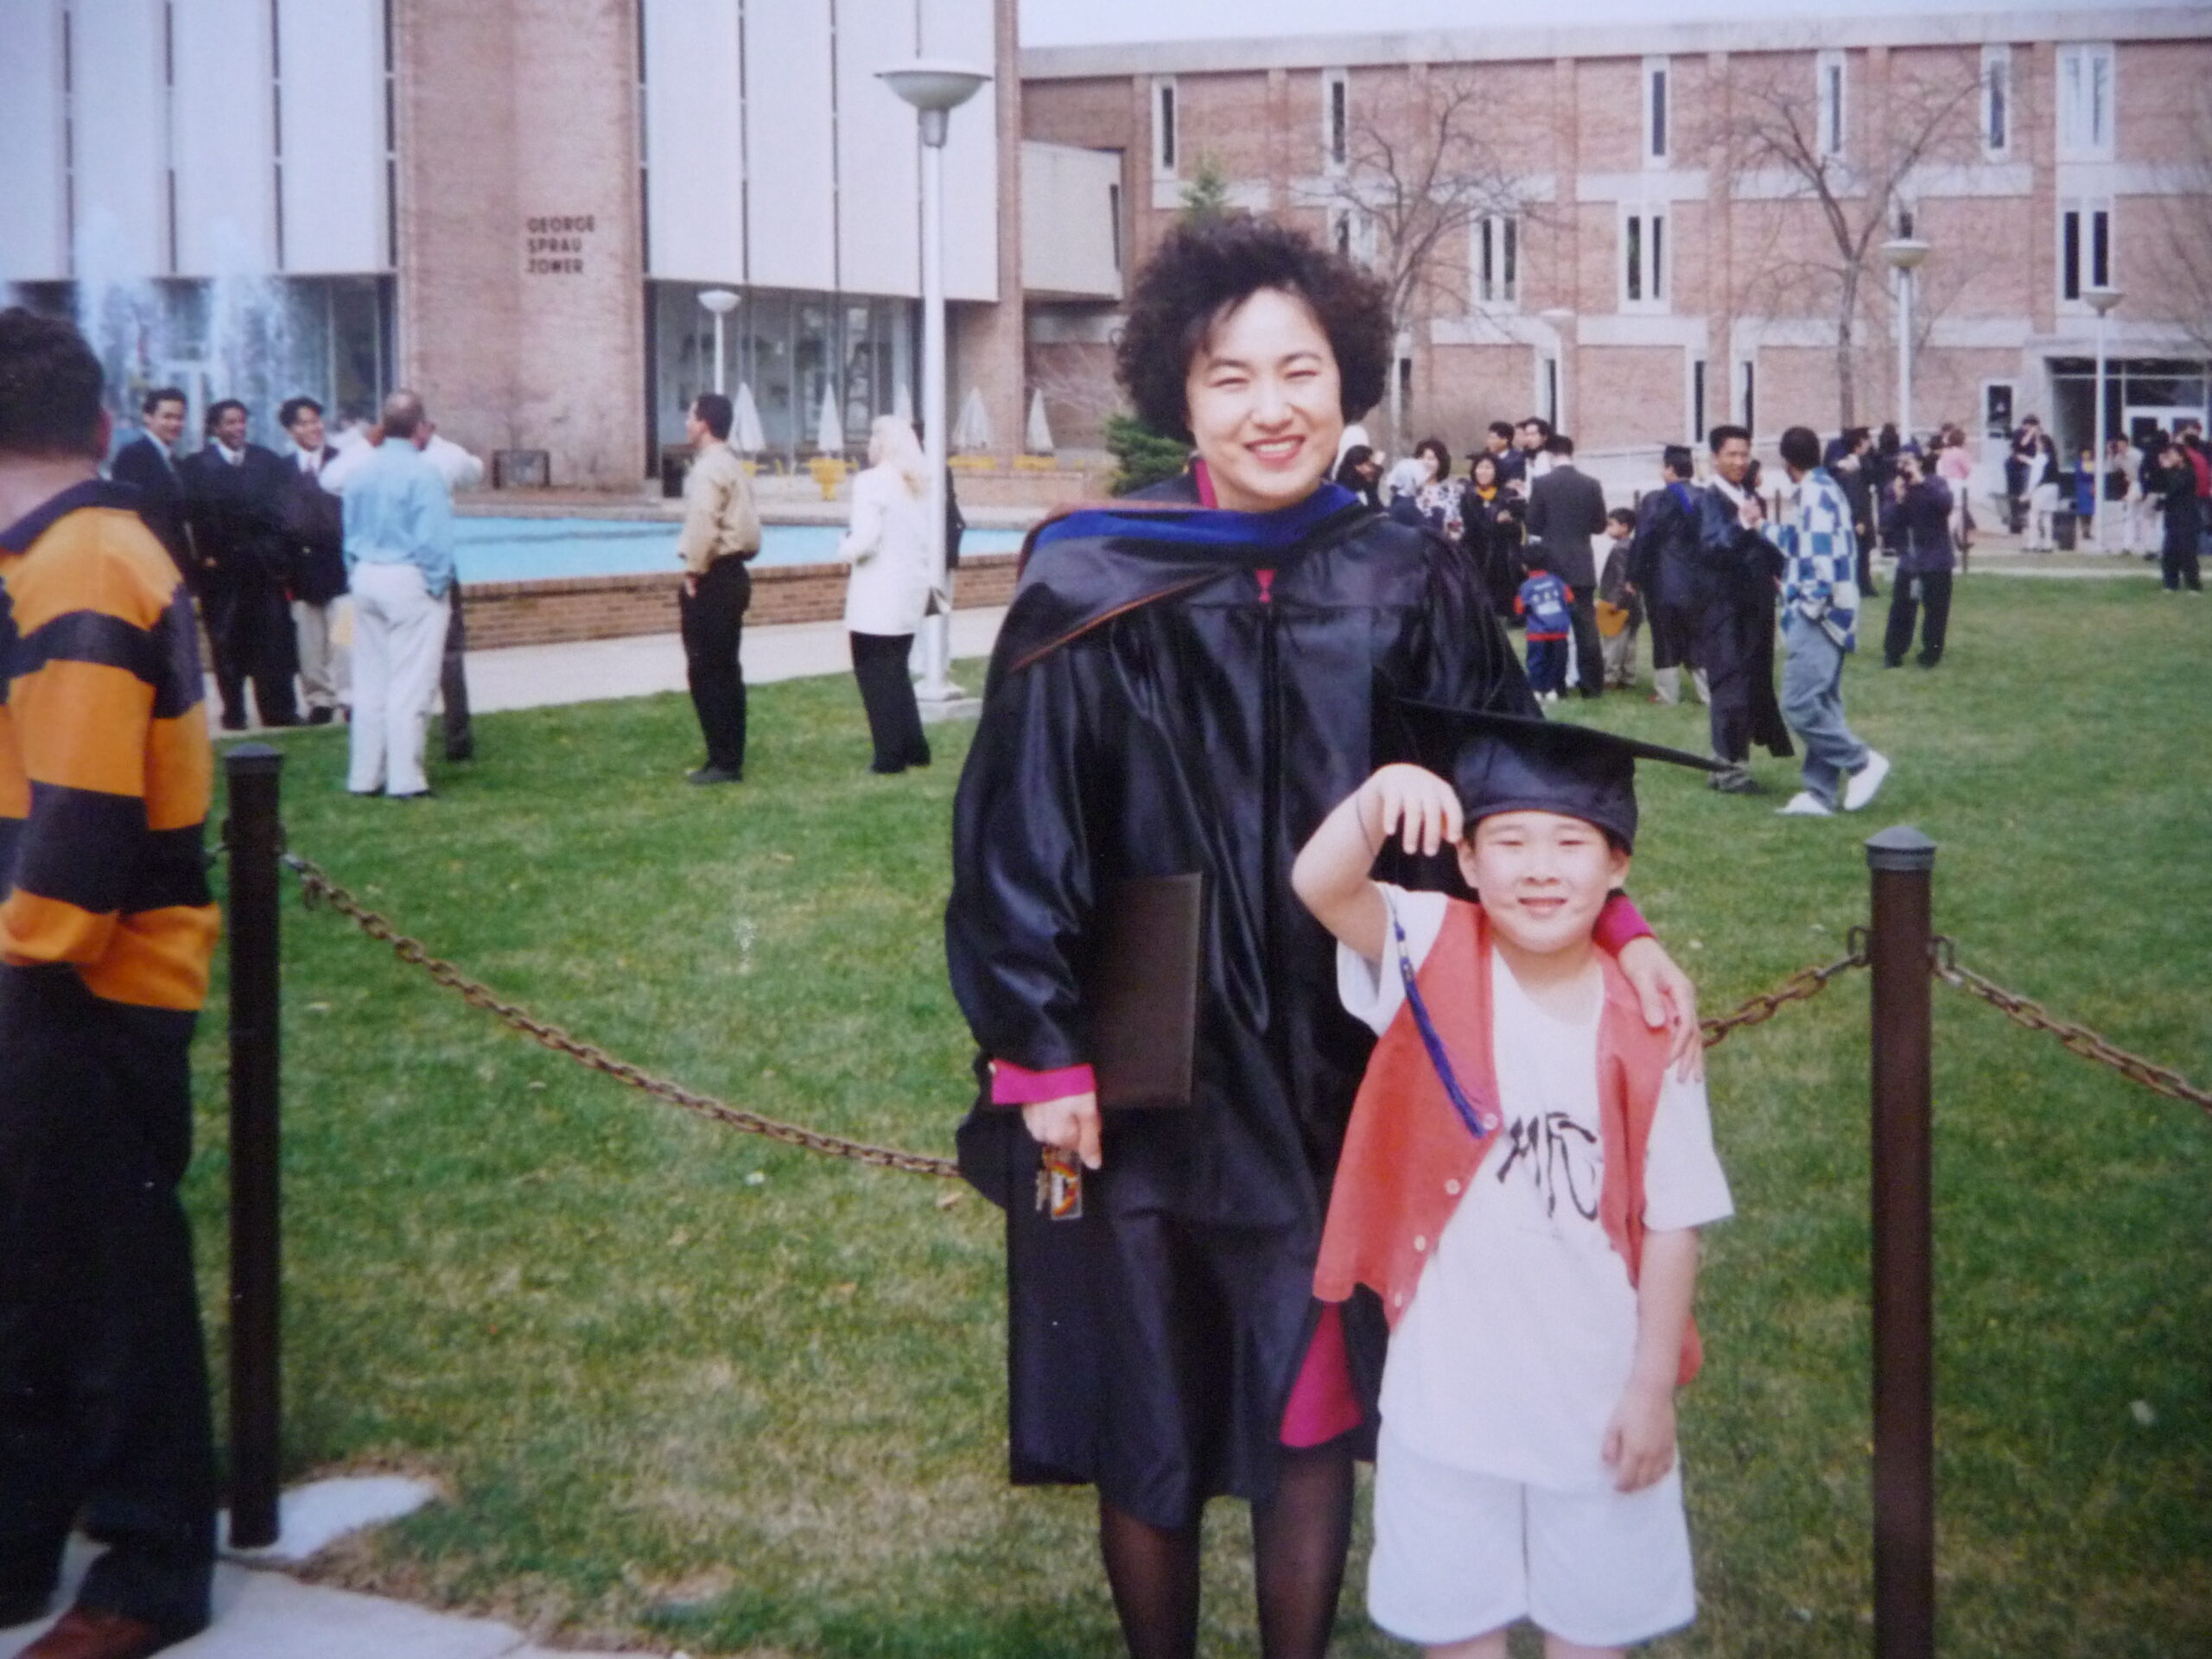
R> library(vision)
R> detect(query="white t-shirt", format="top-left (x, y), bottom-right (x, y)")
top-left (1338, 887), bottom-right (1733, 1491)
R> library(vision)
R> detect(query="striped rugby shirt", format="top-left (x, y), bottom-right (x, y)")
top-left (0, 479), bottom-right (218, 1010)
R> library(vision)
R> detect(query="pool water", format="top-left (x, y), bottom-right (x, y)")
top-left (452, 517), bottom-right (1025, 582)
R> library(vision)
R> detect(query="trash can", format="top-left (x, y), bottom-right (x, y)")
top-left (2053, 509), bottom-right (2077, 550)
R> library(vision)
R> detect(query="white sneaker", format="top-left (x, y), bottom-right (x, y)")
top-left (1776, 792), bottom-right (1834, 817)
top-left (1844, 749), bottom-right (1891, 811)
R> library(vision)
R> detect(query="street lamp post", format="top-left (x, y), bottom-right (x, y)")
top-left (699, 289), bottom-right (740, 397)
top-left (879, 60), bottom-right (990, 705)
top-left (2086, 286), bottom-right (2125, 550)
top-left (1880, 237), bottom-right (1930, 442)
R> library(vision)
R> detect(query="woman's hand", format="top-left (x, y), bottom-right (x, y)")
top-left (1617, 934), bottom-right (1703, 1080)
top-left (1022, 1090), bottom-right (1102, 1170)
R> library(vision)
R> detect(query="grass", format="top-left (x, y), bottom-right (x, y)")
top-left (188, 569), bottom-right (2210, 1656)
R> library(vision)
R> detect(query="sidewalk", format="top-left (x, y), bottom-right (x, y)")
top-left (212, 605), bottom-right (1009, 734)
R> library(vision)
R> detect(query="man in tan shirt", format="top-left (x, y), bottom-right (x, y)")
top-left (676, 393), bottom-right (761, 785)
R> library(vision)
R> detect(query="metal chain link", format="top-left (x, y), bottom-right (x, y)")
top-left (1699, 928), bottom-right (1870, 1047)
top-left (1930, 937), bottom-right (2212, 1115)
top-left (282, 855), bottom-right (964, 1179)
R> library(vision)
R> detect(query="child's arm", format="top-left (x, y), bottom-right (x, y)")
top-left (1291, 765), bottom-right (1463, 964)
top-left (1601, 1226), bottom-right (1700, 1493)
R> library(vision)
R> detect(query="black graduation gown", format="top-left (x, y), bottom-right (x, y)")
top-left (1689, 486), bottom-right (1793, 764)
top-left (945, 474), bottom-right (1535, 1529)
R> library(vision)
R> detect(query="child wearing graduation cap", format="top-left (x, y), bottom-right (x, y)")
top-left (1292, 706), bottom-right (1734, 1658)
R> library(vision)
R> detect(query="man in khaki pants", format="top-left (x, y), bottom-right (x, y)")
top-left (677, 392), bottom-right (761, 785)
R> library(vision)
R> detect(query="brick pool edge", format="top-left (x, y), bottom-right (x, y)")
top-left (461, 553), bottom-right (1020, 652)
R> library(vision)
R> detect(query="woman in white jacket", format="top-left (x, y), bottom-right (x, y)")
top-left (840, 415), bottom-right (936, 772)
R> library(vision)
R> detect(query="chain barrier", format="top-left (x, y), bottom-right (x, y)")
top-left (1930, 937), bottom-right (2212, 1116)
top-left (281, 854), bottom-right (965, 1179)
top-left (1699, 928), bottom-right (1868, 1047)
top-left (274, 855), bottom-right (2208, 1173)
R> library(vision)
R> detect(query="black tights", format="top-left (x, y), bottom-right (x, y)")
top-left (1099, 1443), bottom-right (1356, 1659)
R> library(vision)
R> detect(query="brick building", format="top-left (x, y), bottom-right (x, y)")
top-left (1022, 8), bottom-right (2212, 479)
top-left (1, 0), bottom-right (1027, 488)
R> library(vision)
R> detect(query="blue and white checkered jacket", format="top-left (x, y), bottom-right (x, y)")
top-left (1775, 467), bottom-right (1860, 651)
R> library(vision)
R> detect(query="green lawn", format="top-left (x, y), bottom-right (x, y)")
top-left (191, 570), bottom-right (2210, 1656)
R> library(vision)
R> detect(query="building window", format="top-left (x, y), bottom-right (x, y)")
top-left (1541, 353), bottom-right (1560, 429)
top-left (1330, 207), bottom-right (1374, 266)
top-left (1981, 44), bottom-right (2012, 158)
top-left (1690, 356), bottom-right (1707, 443)
top-left (1643, 57), bottom-right (1669, 164)
top-left (1738, 359), bottom-right (1756, 433)
top-left (1474, 213), bottom-right (1518, 308)
top-left (1622, 207), bottom-right (1666, 309)
top-left (1817, 50), bottom-right (1846, 159)
top-left (2059, 199), bottom-right (2113, 302)
top-left (1108, 181), bottom-right (1122, 271)
top-left (2056, 44), bottom-right (2114, 160)
top-left (1323, 68), bottom-right (1348, 171)
top-left (1153, 77), bottom-right (1178, 177)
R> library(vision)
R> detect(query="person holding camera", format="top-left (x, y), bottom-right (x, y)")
top-left (1879, 447), bottom-right (1956, 668)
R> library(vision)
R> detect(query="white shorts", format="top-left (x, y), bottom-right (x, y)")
top-left (1366, 1427), bottom-right (1697, 1649)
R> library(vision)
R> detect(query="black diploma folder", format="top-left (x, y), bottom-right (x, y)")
top-left (1087, 873), bottom-right (1204, 1111)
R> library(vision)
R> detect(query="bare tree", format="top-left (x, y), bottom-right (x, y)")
top-left (1300, 68), bottom-right (1534, 446)
top-left (1721, 54), bottom-right (1981, 429)
top-left (2143, 87), bottom-right (2212, 358)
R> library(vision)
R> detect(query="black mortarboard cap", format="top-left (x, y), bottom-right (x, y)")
top-left (1397, 701), bottom-right (1728, 850)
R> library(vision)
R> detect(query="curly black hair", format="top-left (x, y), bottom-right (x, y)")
top-left (1115, 215), bottom-right (1392, 443)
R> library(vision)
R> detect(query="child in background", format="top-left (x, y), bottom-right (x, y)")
top-left (1515, 557), bottom-right (1573, 702)
top-left (2073, 448), bottom-right (2098, 538)
top-left (1597, 506), bottom-right (1643, 690)
top-left (1294, 707), bottom-right (1733, 1659)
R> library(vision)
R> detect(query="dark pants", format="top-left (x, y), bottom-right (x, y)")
top-left (849, 632), bottom-right (931, 773)
top-left (681, 557), bottom-right (751, 775)
top-left (1884, 569), bottom-right (1954, 666)
top-left (0, 969), bottom-right (213, 1639)
top-left (2165, 530), bottom-right (2205, 591)
top-left (205, 575), bottom-right (298, 728)
top-left (440, 584), bottom-right (474, 760)
top-left (1525, 636), bottom-right (1568, 696)
top-left (1567, 589), bottom-right (1604, 697)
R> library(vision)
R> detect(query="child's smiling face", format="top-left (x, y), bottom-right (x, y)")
top-left (1459, 810), bottom-right (1630, 958)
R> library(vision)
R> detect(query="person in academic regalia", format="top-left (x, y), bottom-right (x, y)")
top-left (180, 400), bottom-right (299, 729)
top-left (1684, 425), bottom-right (1792, 793)
top-left (944, 216), bottom-right (1700, 1659)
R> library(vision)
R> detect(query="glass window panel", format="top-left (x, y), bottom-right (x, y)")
top-left (1625, 216), bottom-right (1642, 302)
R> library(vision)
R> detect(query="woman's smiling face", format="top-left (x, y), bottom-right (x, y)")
top-left (1183, 287), bottom-right (1344, 514)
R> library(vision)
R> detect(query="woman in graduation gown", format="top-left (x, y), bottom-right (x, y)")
top-left (944, 216), bottom-right (1696, 1659)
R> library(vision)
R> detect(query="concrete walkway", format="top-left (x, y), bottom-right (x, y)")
top-left (211, 604), bottom-right (1009, 734)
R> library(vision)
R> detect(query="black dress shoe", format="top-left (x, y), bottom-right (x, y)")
top-left (389, 789), bottom-right (435, 801)
top-left (219, 714), bottom-right (248, 733)
top-left (687, 766), bottom-right (742, 786)
top-left (305, 707), bottom-right (334, 726)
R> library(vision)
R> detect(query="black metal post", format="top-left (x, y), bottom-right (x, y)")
top-left (1866, 825), bottom-right (1937, 1659)
top-left (224, 745), bottom-right (284, 1549)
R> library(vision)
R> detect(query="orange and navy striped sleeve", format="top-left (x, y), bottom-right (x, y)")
top-left (0, 480), bottom-right (219, 1011)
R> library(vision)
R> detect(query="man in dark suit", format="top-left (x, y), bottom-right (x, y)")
top-left (109, 387), bottom-right (195, 586)
top-left (181, 400), bottom-right (299, 730)
top-left (1523, 433), bottom-right (1608, 697)
top-left (277, 397), bottom-right (348, 725)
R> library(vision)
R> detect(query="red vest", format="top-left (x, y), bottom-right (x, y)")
top-left (1313, 899), bottom-right (1702, 1384)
